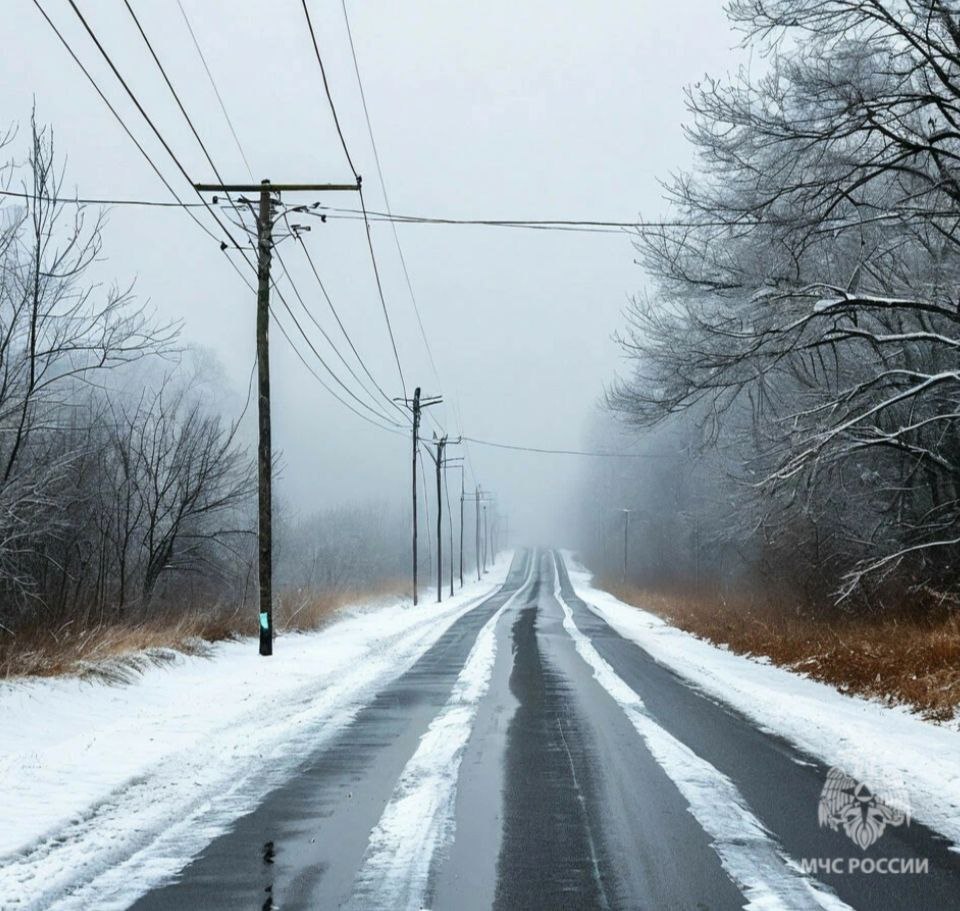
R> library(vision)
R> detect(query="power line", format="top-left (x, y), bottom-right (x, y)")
top-left (461, 435), bottom-right (669, 458)
top-left (115, 2), bottom-right (407, 433)
top-left (40, 2), bottom-right (406, 438)
top-left (340, 0), bottom-right (443, 391)
top-left (0, 188), bottom-right (207, 208)
top-left (63, 0), bottom-right (251, 260)
top-left (289, 220), bottom-right (408, 420)
top-left (299, 0), bottom-right (359, 179)
top-left (132, 1), bottom-right (400, 432)
top-left (175, 0), bottom-right (255, 180)
top-left (1, 189), bottom-right (883, 235)
top-left (299, 0), bottom-right (407, 398)
top-left (270, 302), bottom-right (406, 436)
top-left (120, 0), bottom-right (258, 270)
top-left (137, 1), bottom-right (401, 435)
top-left (122, 0), bottom-right (224, 185)
top-left (272, 244), bottom-right (404, 425)
top-left (30, 0), bottom-right (222, 246)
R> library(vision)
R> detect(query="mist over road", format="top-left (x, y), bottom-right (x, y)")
top-left (124, 550), bottom-right (960, 911)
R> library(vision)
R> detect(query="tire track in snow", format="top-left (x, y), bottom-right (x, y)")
top-left (550, 552), bottom-right (852, 911)
top-left (344, 555), bottom-right (536, 911)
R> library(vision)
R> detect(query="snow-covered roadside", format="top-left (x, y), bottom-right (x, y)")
top-left (564, 556), bottom-right (960, 853)
top-left (0, 554), bottom-right (513, 911)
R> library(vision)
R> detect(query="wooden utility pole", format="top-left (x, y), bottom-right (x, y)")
top-left (482, 503), bottom-right (488, 572)
top-left (194, 178), bottom-right (360, 656)
top-left (459, 466), bottom-right (465, 588)
top-left (466, 486), bottom-right (492, 579)
top-left (423, 435), bottom-right (460, 603)
top-left (443, 456), bottom-right (463, 599)
top-left (254, 182), bottom-right (273, 656)
top-left (435, 435), bottom-right (446, 602)
top-left (621, 508), bottom-right (631, 584)
top-left (475, 485), bottom-right (482, 581)
top-left (411, 388), bottom-right (421, 604)
top-left (396, 388), bottom-right (442, 605)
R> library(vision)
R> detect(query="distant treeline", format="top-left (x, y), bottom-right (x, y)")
top-left (579, 1), bottom-right (960, 609)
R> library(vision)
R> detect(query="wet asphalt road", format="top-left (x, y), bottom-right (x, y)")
top-left (130, 549), bottom-right (960, 910)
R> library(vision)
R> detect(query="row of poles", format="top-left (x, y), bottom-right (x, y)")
top-left (398, 387), bottom-right (501, 605)
top-left (191, 179), bottom-right (505, 654)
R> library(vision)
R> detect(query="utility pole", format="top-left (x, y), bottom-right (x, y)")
top-left (464, 486), bottom-right (491, 580)
top-left (411, 388), bottom-right (421, 605)
top-left (254, 183), bottom-right (273, 657)
top-left (621, 508), bottom-right (631, 585)
top-left (444, 459), bottom-right (461, 598)
top-left (435, 435), bottom-right (445, 603)
top-left (482, 503), bottom-right (488, 572)
top-left (423, 435), bottom-right (460, 602)
top-left (397, 388), bottom-right (441, 605)
top-left (459, 466), bottom-right (465, 588)
top-left (475, 485), bottom-right (482, 581)
top-left (195, 178), bottom-right (359, 656)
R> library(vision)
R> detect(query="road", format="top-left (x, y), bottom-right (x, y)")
top-left (129, 549), bottom-right (960, 910)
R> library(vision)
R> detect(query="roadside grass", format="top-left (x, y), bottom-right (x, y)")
top-left (0, 580), bottom-right (406, 683)
top-left (600, 581), bottom-right (960, 722)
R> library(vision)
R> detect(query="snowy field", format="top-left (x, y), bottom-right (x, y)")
top-left (0, 556), bottom-right (513, 910)
top-left (565, 556), bottom-right (960, 853)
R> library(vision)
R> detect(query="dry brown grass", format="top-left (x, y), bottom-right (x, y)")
top-left (601, 580), bottom-right (960, 722)
top-left (0, 579), bottom-right (406, 683)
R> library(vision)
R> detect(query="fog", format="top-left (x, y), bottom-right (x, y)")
top-left (1, 1), bottom-right (736, 545)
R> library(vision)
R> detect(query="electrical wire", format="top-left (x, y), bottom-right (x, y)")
top-left (288, 216), bottom-right (408, 420)
top-left (299, 0), bottom-right (407, 398)
top-left (272, 244), bottom-right (404, 425)
top-left (270, 303), bottom-right (407, 435)
top-left (119, 0), bottom-right (259, 274)
top-left (30, 0), bottom-right (221, 246)
top-left (64, 0), bottom-right (247, 252)
top-left (340, 0), bottom-right (442, 391)
top-left (175, 0), bottom-right (255, 180)
top-left (40, 1), bottom-right (408, 436)
top-left (150, 4), bottom-right (401, 429)
top-left (0, 189), bottom-right (872, 235)
top-left (461, 435), bottom-right (668, 458)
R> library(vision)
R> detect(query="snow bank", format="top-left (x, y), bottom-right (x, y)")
top-left (0, 555), bottom-right (513, 910)
top-left (565, 558), bottom-right (960, 852)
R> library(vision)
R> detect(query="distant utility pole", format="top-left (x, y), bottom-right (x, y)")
top-left (482, 503), bottom-right (489, 572)
top-left (424, 435), bottom-right (461, 602)
top-left (620, 508), bottom-right (632, 584)
top-left (475, 485), bottom-right (482, 581)
top-left (459, 466), bottom-right (465, 588)
top-left (435, 435), bottom-right (446, 602)
top-left (195, 178), bottom-right (359, 656)
top-left (397, 387), bottom-right (441, 605)
top-left (443, 457), bottom-right (462, 599)
top-left (465, 486), bottom-right (492, 579)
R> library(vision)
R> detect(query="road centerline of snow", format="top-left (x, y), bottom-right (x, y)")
top-left (343, 552), bottom-right (537, 911)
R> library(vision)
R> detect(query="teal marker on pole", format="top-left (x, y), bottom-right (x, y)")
top-left (259, 611), bottom-right (269, 631)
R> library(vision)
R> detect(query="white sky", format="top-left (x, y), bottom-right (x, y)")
top-left (2, 0), bottom-right (738, 542)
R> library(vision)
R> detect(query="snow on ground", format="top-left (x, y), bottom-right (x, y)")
top-left (564, 555), bottom-right (960, 853)
top-left (0, 555), bottom-right (513, 911)
top-left (553, 555), bottom-right (850, 911)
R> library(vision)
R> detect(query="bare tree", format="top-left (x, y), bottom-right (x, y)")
top-left (609, 0), bottom-right (960, 600)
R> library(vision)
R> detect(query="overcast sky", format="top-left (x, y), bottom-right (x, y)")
top-left (2, 1), bottom-right (738, 543)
